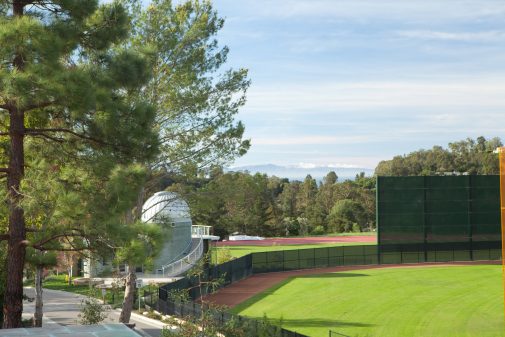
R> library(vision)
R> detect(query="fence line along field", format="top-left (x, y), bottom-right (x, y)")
top-left (230, 264), bottom-right (504, 337)
top-left (213, 235), bottom-right (377, 260)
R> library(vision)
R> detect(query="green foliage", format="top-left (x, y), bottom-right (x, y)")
top-left (312, 225), bottom-right (325, 235)
top-left (0, 0), bottom-right (160, 265)
top-left (114, 222), bottom-right (163, 270)
top-left (170, 169), bottom-right (375, 236)
top-left (78, 296), bottom-right (108, 325)
top-left (0, 241), bottom-right (5, 326)
top-left (25, 249), bottom-right (57, 268)
top-left (213, 247), bottom-right (234, 264)
top-left (328, 199), bottom-right (366, 232)
top-left (42, 275), bottom-right (91, 297)
top-left (125, 0), bottom-right (250, 172)
top-left (375, 136), bottom-right (502, 176)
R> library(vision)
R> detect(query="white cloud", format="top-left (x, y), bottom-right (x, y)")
top-left (244, 79), bottom-right (505, 115)
top-left (397, 30), bottom-right (505, 42)
top-left (226, 0), bottom-right (505, 23)
top-left (253, 135), bottom-right (369, 145)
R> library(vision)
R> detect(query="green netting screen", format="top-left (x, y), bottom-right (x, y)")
top-left (377, 176), bottom-right (501, 262)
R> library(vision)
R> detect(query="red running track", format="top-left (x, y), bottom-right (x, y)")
top-left (215, 235), bottom-right (376, 246)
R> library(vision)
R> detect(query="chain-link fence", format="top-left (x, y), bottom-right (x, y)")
top-left (159, 243), bottom-right (500, 304)
top-left (159, 254), bottom-right (253, 302)
top-left (252, 245), bottom-right (378, 273)
top-left (160, 299), bottom-right (309, 337)
top-left (329, 330), bottom-right (351, 337)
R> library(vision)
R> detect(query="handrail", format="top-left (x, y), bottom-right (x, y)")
top-left (191, 225), bottom-right (211, 237)
top-left (160, 225), bottom-right (205, 270)
top-left (160, 237), bottom-right (204, 277)
top-left (163, 236), bottom-right (193, 266)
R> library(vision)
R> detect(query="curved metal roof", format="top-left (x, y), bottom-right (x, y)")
top-left (141, 191), bottom-right (191, 224)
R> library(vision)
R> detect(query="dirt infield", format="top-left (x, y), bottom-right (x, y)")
top-left (215, 235), bottom-right (376, 246)
top-left (203, 261), bottom-right (500, 308)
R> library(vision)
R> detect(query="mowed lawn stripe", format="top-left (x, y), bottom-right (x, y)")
top-left (231, 265), bottom-right (505, 337)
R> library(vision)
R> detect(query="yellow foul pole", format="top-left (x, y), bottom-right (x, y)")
top-left (498, 147), bottom-right (505, 320)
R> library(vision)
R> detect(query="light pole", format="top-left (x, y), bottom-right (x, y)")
top-left (497, 147), bottom-right (505, 320)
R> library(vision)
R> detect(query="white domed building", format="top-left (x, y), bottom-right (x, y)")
top-left (142, 191), bottom-right (193, 273)
top-left (83, 191), bottom-right (218, 278)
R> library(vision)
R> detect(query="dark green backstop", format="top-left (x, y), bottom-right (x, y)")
top-left (377, 176), bottom-right (501, 262)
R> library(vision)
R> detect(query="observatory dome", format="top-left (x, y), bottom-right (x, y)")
top-left (141, 191), bottom-right (193, 272)
top-left (141, 191), bottom-right (191, 225)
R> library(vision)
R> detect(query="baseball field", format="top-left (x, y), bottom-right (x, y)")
top-left (229, 264), bottom-right (504, 337)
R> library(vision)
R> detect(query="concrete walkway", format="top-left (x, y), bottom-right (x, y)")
top-left (23, 288), bottom-right (168, 337)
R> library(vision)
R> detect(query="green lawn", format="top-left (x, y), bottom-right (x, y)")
top-left (42, 275), bottom-right (126, 307)
top-left (212, 242), bottom-right (376, 261)
top-left (231, 265), bottom-right (505, 337)
top-left (43, 275), bottom-right (92, 296)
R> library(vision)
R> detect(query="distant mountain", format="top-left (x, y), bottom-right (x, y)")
top-left (226, 164), bottom-right (374, 181)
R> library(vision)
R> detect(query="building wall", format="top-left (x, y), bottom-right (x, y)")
top-left (153, 221), bottom-right (192, 273)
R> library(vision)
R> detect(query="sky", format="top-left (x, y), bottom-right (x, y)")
top-left (200, 0), bottom-right (505, 169)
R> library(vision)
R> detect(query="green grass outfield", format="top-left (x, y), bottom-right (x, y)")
top-left (212, 242), bottom-right (376, 261)
top-left (231, 265), bottom-right (505, 337)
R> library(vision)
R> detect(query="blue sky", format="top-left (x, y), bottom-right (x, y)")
top-left (149, 1), bottom-right (505, 169)
top-left (209, 0), bottom-right (505, 169)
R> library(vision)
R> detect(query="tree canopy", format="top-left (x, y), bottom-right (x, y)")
top-left (0, 0), bottom-right (159, 327)
top-left (375, 136), bottom-right (502, 176)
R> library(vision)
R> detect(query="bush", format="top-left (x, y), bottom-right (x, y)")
top-left (78, 297), bottom-right (108, 325)
top-left (311, 225), bottom-right (325, 235)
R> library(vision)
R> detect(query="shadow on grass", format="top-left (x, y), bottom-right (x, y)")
top-left (273, 317), bottom-right (375, 329)
top-left (297, 272), bottom-right (370, 279)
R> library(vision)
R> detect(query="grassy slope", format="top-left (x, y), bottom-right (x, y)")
top-left (213, 242), bottom-right (376, 260)
top-left (42, 275), bottom-right (127, 306)
top-left (43, 275), bottom-right (91, 296)
top-left (231, 265), bottom-right (505, 337)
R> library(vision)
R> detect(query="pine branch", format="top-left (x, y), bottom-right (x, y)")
top-left (0, 168), bottom-right (9, 173)
top-left (25, 128), bottom-right (106, 145)
top-left (31, 232), bottom-right (86, 248)
top-left (27, 132), bottom-right (64, 143)
top-left (32, 246), bottom-right (89, 252)
top-left (22, 101), bottom-right (54, 112)
top-left (0, 233), bottom-right (9, 241)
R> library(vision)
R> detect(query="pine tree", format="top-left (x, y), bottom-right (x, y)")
top-left (0, 1), bottom-right (158, 327)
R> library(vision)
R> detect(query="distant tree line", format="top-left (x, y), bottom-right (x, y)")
top-left (169, 170), bottom-right (376, 238)
top-left (375, 136), bottom-right (502, 176)
top-left (166, 136), bottom-right (502, 238)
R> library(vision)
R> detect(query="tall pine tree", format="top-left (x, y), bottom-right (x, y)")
top-left (0, 1), bottom-right (158, 327)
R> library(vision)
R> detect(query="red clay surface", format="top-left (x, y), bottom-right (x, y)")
top-left (216, 236), bottom-right (376, 246)
top-left (203, 261), bottom-right (500, 308)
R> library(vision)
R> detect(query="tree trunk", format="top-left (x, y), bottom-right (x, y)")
top-left (119, 265), bottom-right (136, 323)
top-left (33, 266), bottom-right (43, 327)
top-left (3, 106), bottom-right (26, 329)
top-left (67, 267), bottom-right (72, 286)
top-left (3, 1), bottom-right (26, 329)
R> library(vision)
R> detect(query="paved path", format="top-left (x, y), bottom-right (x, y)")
top-left (23, 287), bottom-right (167, 337)
top-left (204, 260), bottom-right (501, 307)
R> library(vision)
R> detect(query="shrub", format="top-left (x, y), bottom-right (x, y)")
top-left (78, 297), bottom-right (108, 325)
top-left (312, 225), bottom-right (325, 235)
